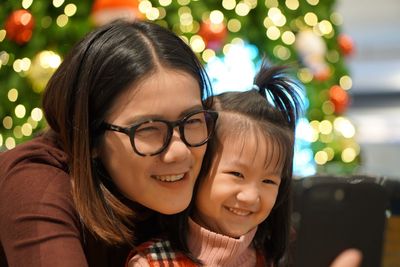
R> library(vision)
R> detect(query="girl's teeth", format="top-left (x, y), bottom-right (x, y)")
top-left (153, 174), bottom-right (184, 182)
top-left (228, 207), bottom-right (251, 216)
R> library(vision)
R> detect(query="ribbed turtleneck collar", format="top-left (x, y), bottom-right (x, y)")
top-left (187, 218), bottom-right (257, 267)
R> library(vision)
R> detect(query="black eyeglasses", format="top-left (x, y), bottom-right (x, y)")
top-left (103, 110), bottom-right (218, 156)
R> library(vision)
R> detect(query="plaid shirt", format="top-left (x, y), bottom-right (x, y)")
top-left (126, 238), bottom-right (267, 267)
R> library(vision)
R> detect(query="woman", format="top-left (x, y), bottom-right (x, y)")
top-left (0, 20), bottom-right (217, 266)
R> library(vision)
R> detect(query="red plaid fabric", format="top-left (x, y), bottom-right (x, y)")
top-left (126, 239), bottom-right (197, 267)
top-left (126, 238), bottom-right (267, 267)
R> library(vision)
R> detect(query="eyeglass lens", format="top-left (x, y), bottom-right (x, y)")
top-left (132, 111), bottom-right (214, 155)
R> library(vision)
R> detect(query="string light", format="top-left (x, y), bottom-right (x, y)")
top-left (8, 88), bottom-right (18, 102)
top-left (285, 0), bottom-right (299, 10)
top-left (64, 4), bottom-right (77, 17)
top-left (56, 14), bottom-right (68, 27)
top-left (227, 19), bottom-right (241, 32)
top-left (235, 2), bottom-right (250, 16)
top-left (222, 0), bottom-right (236, 10)
top-left (53, 0), bottom-right (65, 8)
top-left (22, 0), bottom-right (33, 9)
top-left (340, 75), bottom-right (353, 90)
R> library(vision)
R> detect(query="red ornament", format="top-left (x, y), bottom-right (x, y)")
top-left (338, 34), bottom-right (355, 56)
top-left (91, 0), bottom-right (142, 27)
top-left (5, 9), bottom-right (35, 45)
top-left (198, 20), bottom-right (227, 50)
top-left (329, 85), bottom-right (349, 114)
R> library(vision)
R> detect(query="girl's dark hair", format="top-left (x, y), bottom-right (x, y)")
top-left (161, 61), bottom-right (303, 266)
top-left (41, 20), bottom-right (212, 245)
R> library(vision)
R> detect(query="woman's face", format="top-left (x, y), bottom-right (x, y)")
top-left (98, 68), bottom-right (206, 214)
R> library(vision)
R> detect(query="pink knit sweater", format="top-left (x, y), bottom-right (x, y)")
top-left (128, 218), bottom-right (258, 267)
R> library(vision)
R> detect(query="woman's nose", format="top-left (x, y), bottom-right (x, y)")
top-left (160, 129), bottom-right (191, 163)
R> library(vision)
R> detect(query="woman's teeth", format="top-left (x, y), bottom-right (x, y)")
top-left (153, 174), bottom-right (185, 182)
top-left (228, 207), bottom-right (251, 216)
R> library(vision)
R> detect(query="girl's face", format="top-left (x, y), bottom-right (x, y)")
top-left (194, 127), bottom-right (282, 238)
top-left (98, 68), bottom-right (206, 215)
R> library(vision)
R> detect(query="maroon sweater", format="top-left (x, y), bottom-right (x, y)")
top-left (0, 133), bottom-right (131, 267)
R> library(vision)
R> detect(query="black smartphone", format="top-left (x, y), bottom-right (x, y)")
top-left (292, 179), bottom-right (388, 267)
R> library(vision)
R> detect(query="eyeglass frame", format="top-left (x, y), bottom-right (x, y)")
top-left (102, 109), bottom-right (218, 157)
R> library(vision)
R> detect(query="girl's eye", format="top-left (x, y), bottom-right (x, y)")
top-left (229, 171), bottom-right (244, 178)
top-left (263, 179), bottom-right (277, 185)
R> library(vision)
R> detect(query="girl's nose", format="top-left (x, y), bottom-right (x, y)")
top-left (236, 184), bottom-right (261, 205)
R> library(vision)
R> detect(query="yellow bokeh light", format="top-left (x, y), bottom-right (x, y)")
top-left (223, 43), bottom-right (233, 55)
top-left (53, 0), bottom-right (64, 8)
top-left (39, 51), bottom-right (62, 68)
top-left (0, 134), bottom-right (3, 147)
top-left (235, 2), bottom-right (250, 16)
top-left (31, 107), bottom-right (43, 122)
top-left (326, 50), bottom-right (339, 63)
top-left (3, 116), bottom-right (13, 129)
top-left (157, 7), bottom-right (166, 19)
top-left (282, 31), bottom-right (295, 45)
top-left (139, 1), bottom-right (152, 13)
top-left (340, 75), bottom-right (353, 90)
top-left (265, 0), bottom-right (278, 8)
top-left (20, 57), bottom-right (31, 71)
top-left (231, 37), bottom-right (244, 45)
top-left (285, 0), bottom-right (299, 10)
top-left (13, 126), bottom-right (23, 139)
top-left (178, 6), bottom-right (191, 16)
top-left (210, 10), bottom-right (224, 24)
top-left (22, 0), bottom-right (33, 9)
top-left (322, 101), bottom-right (334, 115)
top-left (244, 0), bottom-right (258, 9)
top-left (222, 0), bottom-right (236, 10)
top-left (202, 49), bottom-right (216, 62)
top-left (146, 7), bottom-right (160, 20)
top-left (315, 151), bottom-right (328, 165)
top-left (266, 26), bottom-right (280, 40)
top-left (28, 117), bottom-right (39, 129)
top-left (15, 104), bottom-right (26, 119)
top-left (190, 35), bottom-right (205, 53)
top-left (334, 117), bottom-right (356, 138)
top-left (263, 17), bottom-right (274, 28)
top-left (310, 120), bottom-right (320, 130)
top-left (323, 147), bottom-right (335, 161)
top-left (330, 12), bottom-right (343, 26)
top-left (56, 14), bottom-right (68, 27)
top-left (177, 0), bottom-right (190, 5)
top-left (5, 137), bottom-right (16, 150)
top-left (13, 59), bottom-right (23, 72)
top-left (64, 4), bottom-right (77, 17)
top-left (342, 148), bottom-right (357, 163)
top-left (0, 30), bottom-right (6, 42)
top-left (273, 45), bottom-right (291, 60)
top-left (298, 68), bottom-right (313, 83)
top-left (22, 123), bottom-right (33, 136)
top-left (8, 88), bottom-right (18, 102)
top-left (180, 24), bottom-right (193, 33)
top-left (317, 20), bottom-right (333, 35)
top-left (319, 120), bottom-right (332, 135)
top-left (268, 8), bottom-right (286, 27)
top-left (227, 19), bottom-right (241, 32)
top-left (306, 0), bottom-right (319, 6)
top-left (159, 0), bottom-right (172, 6)
top-left (304, 12), bottom-right (318, 26)
top-left (310, 128), bottom-right (319, 142)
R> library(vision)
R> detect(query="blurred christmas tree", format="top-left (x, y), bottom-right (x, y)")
top-left (0, 0), bottom-right (359, 174)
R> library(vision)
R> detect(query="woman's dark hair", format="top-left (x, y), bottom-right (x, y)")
top-left (41, 20), bottom-right (213, 245)
top-left (161, 61), bottom-right (303, 266)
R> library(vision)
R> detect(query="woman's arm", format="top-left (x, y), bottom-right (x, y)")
top-left (0, 164), bottom-right (88, 267)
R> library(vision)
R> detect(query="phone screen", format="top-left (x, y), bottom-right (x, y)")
top-left (292, 180), bottom-right (387, 267)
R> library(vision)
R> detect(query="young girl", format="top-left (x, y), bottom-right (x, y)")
top-left (126, 62), bottom-right (302, 267)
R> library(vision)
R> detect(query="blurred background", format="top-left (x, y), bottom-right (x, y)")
top-left (0, 1), bottom-right (399, 265)
top-left (0, 0), bottom-right (399, 179)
